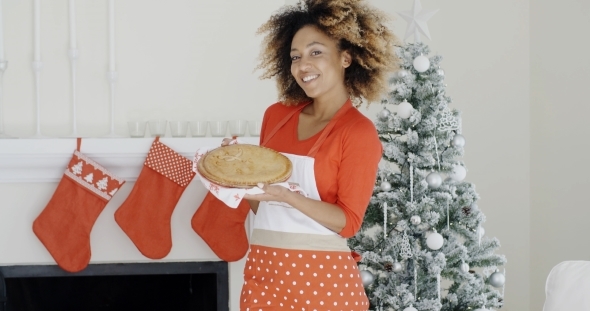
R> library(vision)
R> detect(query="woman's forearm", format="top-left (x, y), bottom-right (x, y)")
top-left (244, 185), bottom-right (347, 233)
top-left (284, 191), bottom-right (347, 233)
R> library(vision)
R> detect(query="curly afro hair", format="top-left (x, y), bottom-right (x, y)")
top-left (256, 0), bottom-right (400, 106)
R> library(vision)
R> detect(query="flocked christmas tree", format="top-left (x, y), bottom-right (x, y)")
top-left (348, 2), bottom-right (507, 310)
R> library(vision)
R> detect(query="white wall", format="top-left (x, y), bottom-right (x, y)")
top-left (0, 0), bottom-right (530, 310)
top-left (530, 1), bottom-right (590, 310)
top-left (1, 0), bottom-right (280, 137)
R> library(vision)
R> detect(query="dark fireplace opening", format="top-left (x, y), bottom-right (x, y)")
top-left (0, 262), bottom-right (228, 311)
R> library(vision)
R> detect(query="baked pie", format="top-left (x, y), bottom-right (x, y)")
top-left (197, 144), bottom-right (292, 188)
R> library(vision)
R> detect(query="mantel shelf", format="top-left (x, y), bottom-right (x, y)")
top-left (0, 137), bottom-right (260, 183)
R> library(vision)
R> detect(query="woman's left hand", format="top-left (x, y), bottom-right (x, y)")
top-left (244, 183), bottom-right (292, 203)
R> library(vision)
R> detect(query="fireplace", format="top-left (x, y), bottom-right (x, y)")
top-left (0, 261), bottom-right (228, 311)
top-left (0, 137), bottom-right (257, 310)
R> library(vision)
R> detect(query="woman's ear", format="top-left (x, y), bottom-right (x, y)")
top-left (341, 51), bottom-right (352, 68)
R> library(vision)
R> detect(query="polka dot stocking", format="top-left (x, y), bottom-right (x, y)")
top-left (115, 137), bottom-right (195, 259)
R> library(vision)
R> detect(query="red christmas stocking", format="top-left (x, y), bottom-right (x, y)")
top-left (33, 138), bottom-right (125, 273)
top-left (114, 137), bottom-right (195, 259)
top-left (192, 192), bottom-right (250, 262)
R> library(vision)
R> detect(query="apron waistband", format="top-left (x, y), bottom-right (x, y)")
top-left (250, 229), bottom-right (350, 252)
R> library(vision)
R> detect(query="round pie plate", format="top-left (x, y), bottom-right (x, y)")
top-left (197, 144), bottom-right (292, 188)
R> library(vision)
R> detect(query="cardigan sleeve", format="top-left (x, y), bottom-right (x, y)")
top-left (336, 119), bottom-right (382, 238)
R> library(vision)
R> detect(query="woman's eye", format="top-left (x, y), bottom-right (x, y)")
top-left (311, 50), bottom-right (322, 56)
top-left (291, 55), bottom-right (300, 61)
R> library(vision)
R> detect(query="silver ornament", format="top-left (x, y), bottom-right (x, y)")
top-left (438, 108), bottom-right (459, 132)
top-left (426, 231), bottom-right (445, 251)
top-left (437, 68), bottom-right (445, 76)
top-left (378, 108), bottom-right (391, 121)
top-left (470, 202), bottom-right (479, 211)
top-left (397, 99), bottom-right (414, 119)
top-left (426, 172), bottom-right (442, 189)
top-left (489, 269), bottom-right (506, 288)
top-left (399, 232), bottom-right (413, 259)
top-left (460, 262), bottom-right (470, 273)
top-left (380, 181), bottom-right (392, 192)
top-left (403, 305), bottom-right (418, 311)
top-left (392, 262), bottom-right (403, 273)
top-left (413, 55), bottom-right (430, 73)
top-left (360, 270), bottom-right (375, 287)
top-left (426, 231), bottom-right (444, 250)
top-left (450, 165), bottom-right (467, 181)
top-left (410, 215), bottom-right (421, 225)
top-left (451, 134), bottom-right (466, 148)
top-left (397, 69), bottom-right (409, 78)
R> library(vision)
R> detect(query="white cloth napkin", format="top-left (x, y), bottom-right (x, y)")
top-left (192, 145), bottom-right (306, 208)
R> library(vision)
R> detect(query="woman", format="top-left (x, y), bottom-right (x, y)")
top-left (230, 1), bottom-right (399, 310)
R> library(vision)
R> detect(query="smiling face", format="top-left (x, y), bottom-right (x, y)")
top-left (290, 25), bottom-right (351, 102)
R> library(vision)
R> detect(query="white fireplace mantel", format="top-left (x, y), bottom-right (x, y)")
top-left (0, 137), bottom-right (260, 183)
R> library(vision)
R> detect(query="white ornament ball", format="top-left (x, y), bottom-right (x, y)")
top-left (392, 262), bottom-right (403, 273)
top-left (451, 134), bottom-right (466, 148)
top-left (397, 100), bottom-right (414, 119)
top-left (489, 269), bottom-right (506, 288)
top-left (426, 172), bottom-right (442, 188)
top-left (380, 181), bottom-right (392, 192)
top-left (397, 69), bottom-right (409, 78)
top-left (413, 55), bottom-right (430, 73)
top-left (403, 305), bottom-right (418, 311)
top-left (437, 68), bottom-right (445, 76)
top-left (450, 165), bottom-right (467, 181)
top-left (426, 231), bottom-right (444, 250)
top-left (360, 270), bottom-right (375, 287)
top-left (470, 202), bottom-right (479, 211)
top-left (410, 215), bottom-right (421, 225)
top-left (378, 108), bottom-right (391, 121)
top-left (460, 262), bottom-right (470, 273)
top-left (474, 309), bottom-right (488, 311)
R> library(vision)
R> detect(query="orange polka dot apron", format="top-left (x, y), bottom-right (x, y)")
top-left (240, 103), bottom-right (369, 311)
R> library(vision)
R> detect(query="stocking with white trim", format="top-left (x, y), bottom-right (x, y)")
top-left (33, 138), bottom-right (125, 273)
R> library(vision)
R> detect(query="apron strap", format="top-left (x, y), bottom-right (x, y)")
top-left (261, 104), bottom-right (309, 146)
top-left (261, 100), bottom-right (353, 157)
top-left (76, 137), bottom-right (82, 152)
top-left (307, 100), bottom-right (353, 157)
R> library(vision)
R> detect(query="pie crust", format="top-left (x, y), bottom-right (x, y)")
top-left (197, 144), bottom-right (292, 188)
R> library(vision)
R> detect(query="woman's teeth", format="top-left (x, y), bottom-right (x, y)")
top-left (302, 75), bottom-right (319, 82)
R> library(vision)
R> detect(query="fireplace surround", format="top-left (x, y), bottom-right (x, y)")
top-left (0, 137), bottom-right (257, 311)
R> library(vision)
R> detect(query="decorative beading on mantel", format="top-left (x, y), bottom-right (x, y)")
top-left (0, 137), bottom-right (259, 183)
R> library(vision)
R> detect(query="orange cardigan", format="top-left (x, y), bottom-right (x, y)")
top-left (259, 101), bottom-right (382, 237)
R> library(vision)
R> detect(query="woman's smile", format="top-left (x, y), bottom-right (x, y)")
top-left (302, 74), bottom-right (319, 83)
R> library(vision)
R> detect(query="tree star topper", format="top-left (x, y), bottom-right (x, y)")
top-left (397, 0), bottom-right (439, 43)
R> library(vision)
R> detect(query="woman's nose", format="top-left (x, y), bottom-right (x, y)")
top-left (298, 58), bottom-right (312, 71)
